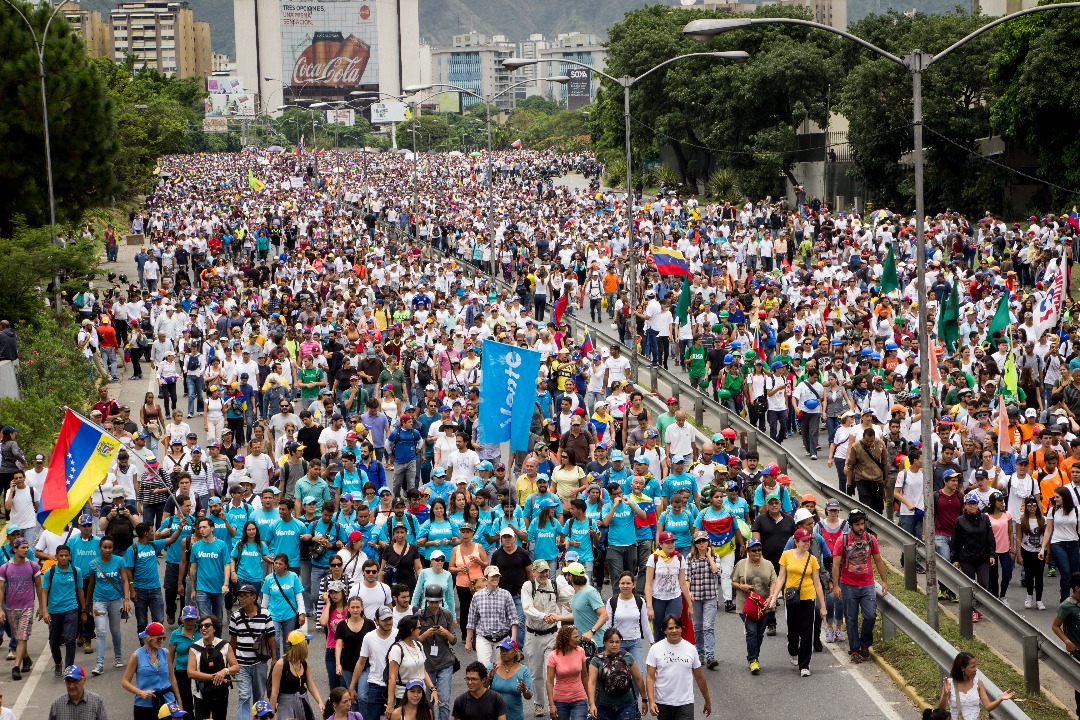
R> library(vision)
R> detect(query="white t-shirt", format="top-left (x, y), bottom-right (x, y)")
top-left (360, 630), bottom-right (397, 687)
top-left (646, 638), bottom-right (700, 706)
top-left (447, 449), bottom-right (479, 483)
top-left (6, 485), bottom-right (38, 530)
top-left (605, 356), bottom-right (631, 385)
top-left (645, 553), bottom-right (684, 601)
top-left (243, 453), bottom-right (277, 494)
top-left (609, 595), bottom-right (648, 641)
top-left (665, 423), bottom-right (695, 459)
top-left (24, 467), bottom-right (47, 492)
top-left (353, 580), bottom-right (391, 619)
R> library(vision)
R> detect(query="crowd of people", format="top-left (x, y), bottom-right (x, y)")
top-left (3, 143), bottom-right (1080, 720)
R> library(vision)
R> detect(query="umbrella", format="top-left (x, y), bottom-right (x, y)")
top-left (267, 145), bottom-right (284, 153)
top-left (469, 151), bottom-right (482, 158)
top-left (447, 150), bottom-right (463, 157)
top-left (868, 209), bottom-right (893, 222)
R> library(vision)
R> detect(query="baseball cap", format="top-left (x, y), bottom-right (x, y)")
top-left (78, 513), bottom-right (94, 526)
top-left (348, 530), bottom-right (364, 544)
top-left (825, 499), bottom-right (841, 510)
top-left (666, 397), bottom-right (678, 405)
top-left (375, 606), bottom-right (394, 621)
top-left (564, 551), bottom-right (579, 563)
top-left (564, 562), bottom-right (586, 577)
top-left (303, 495), bottom-right (317, 505)
top-left (181, 605), bottom-right (200, 619)
top-left (532, 559), bottom-right (550, 572)
top-left (498, 637), bottom-right (519, 650)
top-left (793, 528), bottom-right (812, 541)
top-left (657, 531), bottom-right (675, 543)
top-left (499, 527), bottom-right (515, 537)
top-left (208, 496), bottom-right (222, 506)
top-left (253, 700), bottom-right (274, 717)
top-left (747, 538), bottom-right (762, 549)
top-left (404, 678), bottom-right (426, 692)
top-left (483, 565), bottom-right (502, 577)
top-left (63, 665), bottom-right (86, 680)
top-left (286, 630), bottom-right (312, 646)
top-left (139, 622), bottom-right (166, 639)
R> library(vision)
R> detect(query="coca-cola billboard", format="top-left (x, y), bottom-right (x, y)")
top-left (281, 1), bottom-right (378, 91)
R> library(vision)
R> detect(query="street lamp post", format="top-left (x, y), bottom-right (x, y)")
top-left (403, 77), bottom-right (572, 257)
top-left (502, 52), bottom-right (749, 379)
top-left (684, 4), bottom-right (1080, 632)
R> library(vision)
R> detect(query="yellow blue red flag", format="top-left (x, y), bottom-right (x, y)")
top-left (39, 409), bottom-right (121, 533)
top-left (649, 245), bottom-right (690, 276)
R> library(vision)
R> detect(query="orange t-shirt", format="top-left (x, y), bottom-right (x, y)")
top-left (1038, 468), bottom-right (1069, 513)
top-left (603, 273), bottom-right (620, 294)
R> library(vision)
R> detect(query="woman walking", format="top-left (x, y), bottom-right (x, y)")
top-left (768, 528), bottom-right (827, 676)
top-left (486, 637), bottom-right (532, 720)
top-left (270, 631), bottom-right (324, 720)
top-left (411, 549), bottom-right (456, 618)
top-left (86, 536), bottom-right (130, 676)
top-left (121, 622), bottom-right (181, 720)
top-left (187, 615), bottom-right (239, 720)
top-left (157, 350), bottom-right (180, 417)
top-left (168, 606), bottom-right (199, 712)
top-left (448, 523), bottom-right (487, 630)
top-left (986, 492), bottom-right (1015, 602)
top-left (643, 532), bottom-right (692, 642)
top-left (334, 596), bottom-right (374, 700)
top-left (687, 530), bottom-right (719, 669)
top-left (261, 554), bottom-right (306, 658)
top-left (586, 628), bottom-right (648, 720)
top-left (936, 652), bottom-right (1015, 719)
top-left (952, 491), bottom-right (996, 619)
top-left (546, 626), bottom-right (589, 720)
top-left (645, 615), bottom-right (712, 720)
top-left (386, 617), bottom-right (438, 715)
top-left (1041, 486), bottom-right (1080, 602)
top-left (732, 538), bottom-right (776, 674)
top-left (320, 580), bottom-right (349, 690)
top-left (604, 572), bottom-right (649, 671)
top-left (1017, 496), bottom-right (1046, 609)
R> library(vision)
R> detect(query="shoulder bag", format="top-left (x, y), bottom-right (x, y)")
top-left (274, 573), bottom-right (299, 619)
top-left (738, 565), bottom-right (768, 621)
top-left (784, 553), bottom-right (812, 605)
top-left (93, 559), bottom-right (130, 620)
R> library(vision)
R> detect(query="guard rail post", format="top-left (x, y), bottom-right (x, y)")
top-left (717, 406), bottom-right (729, 432)
top-left (1021, 635), bottom-right (1040, 694)
top-left (774, 447), bottom-right (788, 473)
top-left (958, 585), bottom-right (974, 639)
top-left (882, 611), bottom-right (897, 641)
top-left (746, 428), bottom-right (757, 454)
top-left (903, 542), bottom-right (918, 592)
top-left (694, 396), bottom-right (704, 427)
top-left (648, 365), bottom-right (659, 392)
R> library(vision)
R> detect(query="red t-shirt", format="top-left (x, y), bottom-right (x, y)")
top-left (831, 531), bottom-right (880, 587)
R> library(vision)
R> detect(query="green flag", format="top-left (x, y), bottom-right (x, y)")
top-left (880, 244), bottom-right (899, 294)
top-left (676, 275), bottom-right (691, 326)
top-left (938, 279), bottom-right (960, 351)
top-left (985, 294), bottom-right (1010, 343)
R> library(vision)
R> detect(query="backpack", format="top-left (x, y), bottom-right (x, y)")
top-left (415, 360), bottom-right (433, 387)
top-left (599, 652), bottom-right (634, 696)
top-left (381, 641), bottom-right (403, 685)
top-left (186, 354), bottom-right (200, 373)
top-left (194, 638), bottom-right (231, 699)
top-left (606, 593), bottom-right (645, 624)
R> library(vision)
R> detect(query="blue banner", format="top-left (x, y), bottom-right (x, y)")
top-left (477, 340), bottom-right (542, 451)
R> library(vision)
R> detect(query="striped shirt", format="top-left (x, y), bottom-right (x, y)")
top-left (228, 606), bottom-right (273, 666)
top-left (48, 690), bottom-right (108, 720)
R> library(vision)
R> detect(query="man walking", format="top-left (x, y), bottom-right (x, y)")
top-left (464, 566), bottom-right (518, 667)
top-left (520, 560), bottom-right (571, 718)
top-left (229, 584), bottom-right (275, 720)
top-left (0, 537), bottom-right (43, 680)
top-left (831, 509), bottom-right (888, 664)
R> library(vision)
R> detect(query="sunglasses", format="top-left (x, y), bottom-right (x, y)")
top-left (364, 569), bottom-right (378, 574)
top-left (200, 622), bottom-right (214, 629)
top-left (748, 547), bottom-right (763, 552)
top-left (329, 562), bottom-right (343, 567)
top-left (694, 538), bottom-right (709, 544)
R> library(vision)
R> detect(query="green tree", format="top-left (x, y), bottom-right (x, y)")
top-left (0, 221), bottom-right (101, 325)
top-left (0, 1), bottom-right (118, 232)
top-left (838, 10), bottom-right (1001, 213)
top-left (989, 0), bottom-right (1080, 209)
top-left (594, 5), bottom-right (841, 197)
top-left (515, 95), bottom-right (561, 115)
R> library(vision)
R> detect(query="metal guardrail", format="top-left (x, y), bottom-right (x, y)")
top-left (349, 200), bottom-right (1073, 702)
top-left (879, 591), bottom-right (1030, 720)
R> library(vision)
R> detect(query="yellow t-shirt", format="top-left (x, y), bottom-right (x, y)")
top-left (779, 549), bottom-right (820, 601)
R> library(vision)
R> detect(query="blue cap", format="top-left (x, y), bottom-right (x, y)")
top-left (4, 524), bottom-right (21, 534)
top-left (190, 445), bottom-right (202, 454)
top-left (770, 361), bottom-right (784, 370)
top-left (340, 493), bottom-right (354, 502)
top-left (539, 498), bottom-right (558, 509)
top-left (870, 352), bottom-right (882, 361)
top-left (730, 341), bottom-right (742, 349)
top-left (253, 700), bottom-right (274, 717)
top-left (831, 338), bottom-right (843, 346)
top-left (440, 405), bottom-right (451, 412)
top-left (208, 497), bottom-right (222, 506)
top-left (477, 460), bottom-right (494, 471)
top-left (536, 473), bottom-right (550, 482)
top-left (63, 665), bottom-right (86, 680)
top-left (432, 466), bottom-right (446, 477)
top-left (726, 480), bottom-right (739, 491)
top-left (804, 398), bottom-right (819, 410)
top-left (885, 342), bottom-right (899, 351)
top-left (405, 678), bottom-right (427, 691)
top-left (747, 538), bottom-right (762, 549)
top-left (564, 550), bottom-right (579, 562)
top-left (723, 354), bottom-right (734, 364)
top-left (497, 638), bottom-right (519, 651)
top-left (671, 454), bottom-right (686, 464)
top-left (860, 348), bottom-right (873, 357)
top-left (181, 606), bottom-right (199, 620)
top-left (78, 514), bottom-right (93, 526)
top-left (302, 495), bottom-right (317, 505)
top-left (233, 454), bottom-right (246, 463)
top-left (965, 491), bottom-right (981, 504)
top-left (610, 450), bottom-right (624, 461)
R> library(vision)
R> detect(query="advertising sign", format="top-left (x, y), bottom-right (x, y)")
top-left (204, 94), bottom-right (256, 116)
top-left (207, 76), bottom-right (244, 94)
top-left (370, 101), bottom-right (407, 124)
top-left (567, 67), bottom-right (591, 110)
top-left (203, 117), bottom-right (229, 133)
top-left (325, 108), bottom-right (355, 125)
top-left (281, 0), bottom-right (379, 91)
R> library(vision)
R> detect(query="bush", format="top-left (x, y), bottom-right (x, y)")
top-left (604, 159), bottom-right (627, 188)
top-left (0, 313), bottom-right (97, 456)
top-left (706, 168), bottom-right (738, 200)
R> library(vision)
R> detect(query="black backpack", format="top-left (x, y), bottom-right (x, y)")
top-left (599, 652), bottom-right (633, 696)
top-left (415, 360), bottom-right (432, 387)
top-left (194, 638), bottom-right (231, 699)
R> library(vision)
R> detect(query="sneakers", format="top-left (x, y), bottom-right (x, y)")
top-left (54, 664), bottom-right (62, 678)
top-left (810, 454), bottom-right (818, 460)
top-left (115, 658), bottom-right (124, 669)
top-left (850, 651), bottom-right (863, 664)
top-left (790, 655), bottom-right (798, 666)
top-left (813, 642), bottom-right (825, 653)
top-left (5, 650), bottom-right (14, 661)
top-left (859, 648), bottom-right (871, 660)
top-left (766, 625), bottom-right (777, 637)
top-left (83, 639), bottom-right (93, 654)
top-left (707, 658), bottom-right (719, 670)
top-left (21, 657), bottom-right (31, 673)
top-left (167, 614), bottom-right (176, 626)
top-left (1024, 596), bottom-right (1033, 609)
top-left (749, 660), bottom-right (761, 675)
top-left (1037, 601), bottom-right (1047, 610)
top-left (11, 666), bottom-right (20, 681)
top-left (1000, 597), bottom-right (1010, 608)
top-left (1048, 566), bottom-right (1057, 577)
top-left (834, 629), bottom-right (846, 643)
top-left (824, 627), bottom-right (835, 643)
top-left (972, 611), bottom-right (982, 623)
top-left (800, 668), bottom-right (811, 677)
top-left (92, 664), bottom-right (103, 676)
top-left (724, 600), bottom-right (736, 613)
top-left (937, 589), bottom-right (950, 601)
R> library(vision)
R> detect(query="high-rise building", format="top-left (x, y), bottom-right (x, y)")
top-left (58, 2), bottom-right (112, 58)
top-left (679, 0), bottom-right (847, 31)
top-left (430, 32), bottom-right (517, 112)
top-left (109, 1), bottom-right (211, 78)
top-left (233, 0), bottom-right (421, 116)
top-left (536, 33), bottom-right (606, 109)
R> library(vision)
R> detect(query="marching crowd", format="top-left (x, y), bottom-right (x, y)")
top-left (0, 143), bottom-right (1079, 720)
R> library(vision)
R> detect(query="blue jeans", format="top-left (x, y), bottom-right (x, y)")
top-left (899, 514), bottom-right (924, 543)
top-left (742, 613), bottom-right (767, 662)
top-left (1050, 541), bottom-right (1080, 602)
top-left (597, 701), bottom-right (638, 720)
top-left (431, 664), bottom-right (453, 720)
top-left (555, 699), bottom-right (589, 720)
top-left (195, 591), bottom-right (225, 628)
top-left (651, 596), bottom-right (683, 641)
top-left (935, 535), bottom-right (953, 596)
top-left (325, 648), bottom-right (342, 691)
top-left (620, 637), bottom-right (644, 671)
top-left (512, 593), bottom-right (525, 648)
top-left (185, 375), bottom-right (204, 415)
top-left (842, 583), bottom-right (876, 654)
top-left (692, 599), bottom-right (716, 661)
top-left (133, 586), bottom-right (165, 640)
top-left (92, 599), bottom-right (123, 667)
top-left (235, 662), bottom-right (268, 719)
top-left (273, 617), bottom-right (298, 661)
top-left (101, 347), bottom-right (117, 379)
top-left (767, 409), bottom-right (787, 444)
top-left (366, 681), bottom-right (387, 720)
top-left (643, 329), bottom-right (659, 365)
top-left (826, 416), bottom-right (840, 445)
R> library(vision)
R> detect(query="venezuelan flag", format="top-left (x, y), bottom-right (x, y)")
top-left (753, 330), bottom-right (766, 362)
top-left (581, 331), bottom-right (594, 355)
top-left (39, 409), bottom-right (122, 534)
top-left (649, 246), bottom-right (690, 276)
top-left (633, 495), bottom-right (657, 528)
top-left (699, 513), bottom-right (736, 552)
top-left (1069, 207), bottom-right (1080, 233)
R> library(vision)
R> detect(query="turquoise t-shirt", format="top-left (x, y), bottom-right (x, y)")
top-left (268, 518), bottom-right (306, 567)
top-left (224, 501), bottom-right (253, 531)
top-left (658, 508), bottom-right (693, 549)
top-left (473, 508), bottom-right (499, 553)
top-left (528, 518), bottom-right (561, 562)
top-left (561, 517), bottom-right (595, 562)
top-left (334, 468), bottom-right (368, 496)
top-left (43, 564), bottom-right (80, 613)
top-left (261, 570), bottom-right (303, 621)
top-left (603, 500), bottom-right (637, 547)
top-left (604, 467), bottom-right (632, 495)
top-left (158, 516), bottom-right (195, 565)
top-left (570, 584), bottom-right (604, 637)
top-left (126, 540), bottom-right (167, 589)
top-left (307, 518), bottom-right (345, 568)
top-left (420, 479), bottom-right (454, 506)
top-left (662, 473), bottom-right (696, 501)
top-left (417, 519), bottom-right (456, 560)
top-left (251, 507), bottom-right (280, 538)
top-left (168, 627), bottom-right (196, 672)
top-left (66, 534), bottom-right (101, 576)
top-left (232, 540), bottom-right (270, 584)
top-left (189, 538), bottom-right (229, 594)
top-left (91, 555), bottom-right (127, 602)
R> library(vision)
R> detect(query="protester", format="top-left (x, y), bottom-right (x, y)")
top-left (935, 652), bottom-right (1015, 720)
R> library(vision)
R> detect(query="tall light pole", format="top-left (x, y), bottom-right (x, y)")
top-left (684, 4), bottom-right (1080, 632)
top-left (403, 77), bottom-right (572, 254)
top-left (502, 52), bottom-right (749, 378)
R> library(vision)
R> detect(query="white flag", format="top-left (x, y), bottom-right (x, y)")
top-left (1031, 265), bottom-right (1065, 340)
